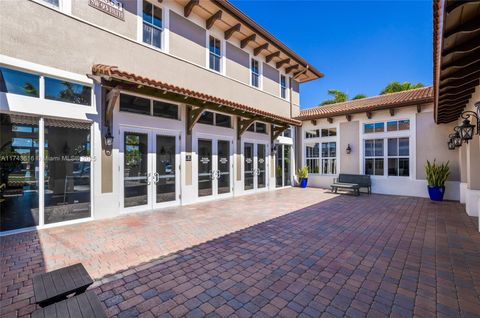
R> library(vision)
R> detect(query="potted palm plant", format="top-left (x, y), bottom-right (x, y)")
top-left (297, 166), bottom-right (309, 188)
top-left (425, 160), bottom-right (450, 201)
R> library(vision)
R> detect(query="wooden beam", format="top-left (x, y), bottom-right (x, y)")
top-left (272, 125), bottom-right (288, 142)
top-left (346, 114), bottom-right (352, 122)
top-left (276, 58), bottom-right (290, 69)
top-left (327, 117), bottom-right (333, 124)
top-left (240, 34), bottom-right (256, 49)
top-left (187, 106), bottom-right (206, 134)
top-left (285, 64), bottom-right (299, 74)
top-left (389, 108), bottom-right (395, 116)
top-left (105, 87), bottom-right (120, 128)
top-left (184, 0), bottom-right (199, 17)
top-left (206, 10), bottom-right (222, 30)
top-left (224, 23), bottom-right (241, 40)
top-left (417, 105), bottom-right (422, 113)
top-left (254, 43), bottom-right (269, 56)
top-left (266, 51), bottom-right (280, 63)
top-left (310, 119), bottom-right (317, 126)
top-left (238, 116), bottom-right (258, 139)
top-left (366, 111), bottom-right (372, 119)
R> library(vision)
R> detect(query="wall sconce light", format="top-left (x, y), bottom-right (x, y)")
top-left (447, 136), bottom-right (456, 150)
top-left (458, 105), bottom-right (479, 143)
top-left (346, 144), bottom-right (352, 154)
top-left (271, 147), bottom-right (277, 156)
top-left (104, 126), bottom-right (114, 146)
top-left (452, 128), bottom-right (463, 148)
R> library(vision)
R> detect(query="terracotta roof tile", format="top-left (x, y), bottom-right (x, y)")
top-left (296, 86), bottom-right (434, 120)
top-left (92, 64), bottom-right (301, 126)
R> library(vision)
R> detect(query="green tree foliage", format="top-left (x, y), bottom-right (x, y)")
top-left (380, 81), bottom-right (424, 95)
top-left (320, 90), bottom-right (368, 105)
top-left (352, 94), bottom-right (367, 100)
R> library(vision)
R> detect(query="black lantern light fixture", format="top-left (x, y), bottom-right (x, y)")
top-left (346, 144), bottom-right (352, 154)
top-left (447, 133), bottom-right (457, 150)
top-left (452, 127), bottom-right (463, 148)
top-left (458, 110), bottom-right (478, 143)
top-left (104, 126), bottom-right (114, 146)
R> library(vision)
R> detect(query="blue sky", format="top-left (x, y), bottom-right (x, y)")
top-left (230, 0), bottom-right (433, 109)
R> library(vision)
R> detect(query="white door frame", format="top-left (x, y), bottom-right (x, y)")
top-left (242, 139), bottom-right (269, 193)
top-left (194, 133), bottom-right (234, 202)
top-left (119, 125), bottom-right (181, 214)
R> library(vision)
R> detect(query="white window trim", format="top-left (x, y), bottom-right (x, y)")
top-left (321, 141), bottom-right (337, 175)
top-left (205, 30), bottom-right (226, 75)
top-left (137, 0), bottom-right (168, 53)
top-left (303, 124), bottom-right (338, 176)
top-left (359, 115), bottom-right (416, 179)
top-left (31, 0), bottom-right (72, 14)
top-left (118, 91), bottom-right (181, 121)
top-left (279, 73), bottom-right (289, 100)
top-left (250, 58), bottom-right (262, 89)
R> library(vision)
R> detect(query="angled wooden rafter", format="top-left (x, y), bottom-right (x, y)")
top-left (238, 116), bottom-right (258, 139)
top-left (327, 117), bottom-right (333, 124)
top-left (266, 51), bottom-right (280, 63)
top-left (310, 119), bottom-right (317, 126)
top-left (271, 124), bottom-right (289, 142)
top-left (224, 23), bottom-right (241, 40)
top-left (254, 43), bottom-right (269, 56)
top-left (240, 34), bottom-right (256, 49)
top-left (417, 105), bottom-right (422, 113)
top-left (187, 106), bottom-right (206, 134)
top-left (346, 114), bottom-right (352, 122)
top-left (285, 64), bottom-right (299, 74)
top-left (105, 87), bottom-right (120, 128)
top-left (366, 111), bottom-right (372, 119)
top-left (206, 10), bottom-right (222, 30)
top-left (276, 58), bottom-right (290, 69)
top-left (184, 0), bottom-right (199, 17)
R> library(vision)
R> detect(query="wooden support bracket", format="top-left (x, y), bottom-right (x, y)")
top-left (241, 34), bottom-right (256, 49)
top-left (206, 10), bottom-right (222, 30)
top-left (254, 43), bottom-right (269, 56)
top-left (276, 58), bottom-right (290, 69)
top-left (327, 117), bottom-right (333, 124)
top-left (285, 64), bottom-right (299, 74)
top-left (366, 111), bottom-right (372, 119)
top-left (346, 114), bottom-right (352, 122)
top-left (105, 87), bottom-right (120, 128)
top-left (266, 51), bottom-right (280, 63)
top-left (417, 104), bottom-right (422, 113)
top-left (311, 119), bottom-right (317, 126)
top-left (187, 106), bottom-right (206, 135)
top-left (271, 125), bottom-right (289, 142)
top-left (225, 23), bottom-right (241, 40)
top-left (389, 108), bottom-right (395, 116)
top-left (238, 116), bottom-right (257, 139)
top-left (184, 0), bottom-right (199, 17)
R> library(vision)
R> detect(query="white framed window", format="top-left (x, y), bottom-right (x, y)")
top-left (247, 122), bottom-right (267, 134)
top-left (321, 128), bottom-right (337, 137)
top-left (251, 58), bottom-right (260, 88)
top-left (321, 142), bottom-right (336, 175)
top-left (209, 36), bottom-right (222, 72)
top-left (364, 139), bottom-right (384, 176)
top-left (142, 1), bottom-right (163, 49)
top-left (305, 143), bottom-right (320, 174)
top-left (387, 137), bottom-right (409, 176)
top-left (305, 129), bottom-right (320, 138)
top-left (33, 0), bottom-right (71, 14)
top-left (280, 75), bottom-right (287, 99)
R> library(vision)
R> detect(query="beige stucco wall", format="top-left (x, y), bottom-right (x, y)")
top-left (0, 1), bottom-right (295, 118)
top-left (169, 10), bottom-right (206, 66)
top-left (339, 121), bottom-right (360, 174)
top-left (263, 63), bottom-right (279, 96)
top-left (225, 42), bottom-right (249, 85)
top-left (72, 0), bottom-right (138, 39)
top-left (416, 109), bottom-right (460, 181)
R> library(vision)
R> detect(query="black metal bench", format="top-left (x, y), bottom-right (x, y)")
top-left (33, 263), bottom-right (94, 307)
top-left (331, 174), bottom-right (372, 196)
top-left (31, 291), bottom-right (107, 318)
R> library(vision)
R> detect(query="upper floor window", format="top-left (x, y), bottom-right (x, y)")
top-left (143, 1), bottom-right (162, 49)
top-left (42, 0), bottom-right (59, 7)
top-left (209, 36), bottom-right (221, 72)
top-left (305, 129), bottom-right (319, 139)
top-left (251, 59), bottom-right (260, 88)
top-left (321, 128), bottom-right (336, 137)
top-left (364, 122), bottom-right (384, 133)
top-left (280, 75), bottom-right (287, 99)
top-left (0, 67), bottom-right (40, 97)
top-left (387, 120), bottom-right (410, 131)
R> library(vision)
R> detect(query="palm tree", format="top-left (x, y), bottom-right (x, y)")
top-left (380, 81), bottom-right (424, 95)
top-left (352, 94), bottom-right (367, 100)
top-left (320, 89), bottom-right (348, 105)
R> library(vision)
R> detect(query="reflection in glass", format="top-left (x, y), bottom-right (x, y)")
top-left (44, 124), bottom-right (91, 224)
top-left (0, 67), bottom-right (39, 97)
top-left (215, 114), bottom-right (231, 128)
top-left (198, 111), bottom-right (214, 125)
top-left (0, 114), bottom-right (39, 231)
top-left (217, 140), bottom-right (230, 194)
top-left (244, 143), bottom-right (254, 190)
top-left (198, 139), bottom-right (212, 197)
top-left (124, 133), bottom-right (148, 207)
top-left (44, 77), bottom-right (91, 106)
top-left (257, 144), bottom-right (266, 188)
top-left (283, 145), bottom-right (291, 186)
top-left (153, 100), bottom-right (178, 119)
top-left (276, 145), bottom-right (283, 187)
top-left (120, 94), bottom-right (150, 115)
top-left (156, 135), bottom-right (176, 203)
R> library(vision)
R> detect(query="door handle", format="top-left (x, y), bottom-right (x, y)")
top-left (210, 170), bottom-right (216, 180)
top-left (153, 172), bottom-right (160, 184)
top-left (147, 172), bottom-right (152, 185)
top-left (216, 170), bottom-right (221, 179)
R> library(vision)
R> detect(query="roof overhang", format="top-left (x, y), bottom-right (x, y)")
top-left (91, 64), bottom-right (301, 127)
top-left (433, 0), bottom-right (480, 124)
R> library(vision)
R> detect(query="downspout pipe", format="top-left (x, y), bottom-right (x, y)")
top-left (289, 65), bottom-right (309, 118)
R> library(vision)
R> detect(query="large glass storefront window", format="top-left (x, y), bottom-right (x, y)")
top-left (0, 114), bottom-right (40, 231)
top-left (44, 123), bottom-right (91, 224)
top-left (275, 144), bottom-right (291, 188)
top-left (0, 114), bottom-right (92, 232)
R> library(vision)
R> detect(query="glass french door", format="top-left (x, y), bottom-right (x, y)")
top-left (275, 144), bottom-right (292, 188)
top-left (244, 142), bottom-right (268, 191)
top-left (197, 138), bottom-right (232, 199)
top-left (121, 127), bottom-right (179, 212)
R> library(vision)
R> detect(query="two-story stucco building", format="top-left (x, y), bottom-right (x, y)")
top-left (0, 0), bottom-right (323, 234)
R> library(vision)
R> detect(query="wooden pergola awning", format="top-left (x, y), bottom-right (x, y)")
top-left (91, 64), bottom-right (301, 127)
top-left (434, 0), bottom-right (480, 123)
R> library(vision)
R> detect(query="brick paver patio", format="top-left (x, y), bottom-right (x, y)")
top-left (1, 188), bottom-right (480, 317)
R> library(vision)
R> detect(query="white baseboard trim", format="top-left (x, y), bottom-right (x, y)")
top-left (464, 188), bottom-right (480, 217)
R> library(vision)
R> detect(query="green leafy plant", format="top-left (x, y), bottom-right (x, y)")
top-left (425, 160), bottom-right (450, 187)
top-left (297, 166), bottom-right (309, 179)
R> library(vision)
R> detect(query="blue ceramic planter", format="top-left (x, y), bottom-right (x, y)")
top-left (428, 186), bottom-right (445, 201)
top-left (300, 178), bottom-right (308, 188)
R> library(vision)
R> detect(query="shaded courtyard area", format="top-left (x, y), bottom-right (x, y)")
top-left (1, 188), bottom-right (480, 318)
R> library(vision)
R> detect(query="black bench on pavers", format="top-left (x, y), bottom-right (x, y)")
top-left (33, 263), bottom-right (94, 308)
top-left (32, 291), bottom-right (107, 318)
top-left (331, 174), bottom-right (372, 196)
